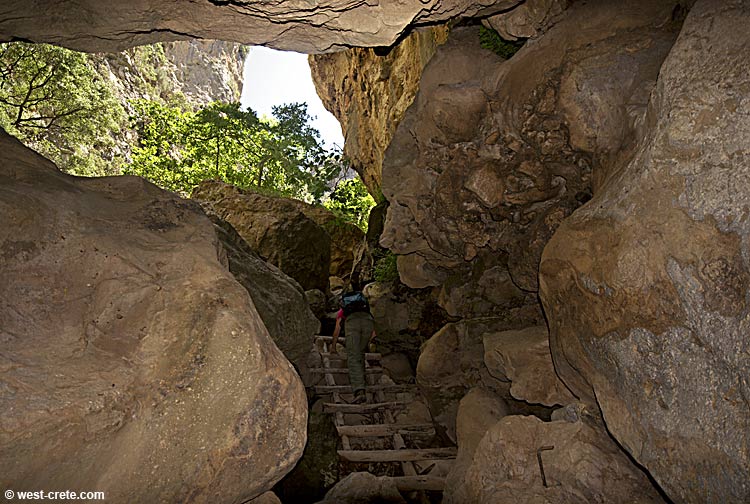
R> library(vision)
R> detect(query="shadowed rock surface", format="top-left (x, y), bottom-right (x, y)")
top-left (539, 0), bottom-right (750, 500)
top-left (0, 0), bottom-right (529, 54)
top-left (0, 132), bottom-right (307, 502)
top-left (210, 214), bottom-right (320, 369)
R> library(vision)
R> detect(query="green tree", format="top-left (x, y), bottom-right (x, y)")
top-left (323, 177), bottom-right (376, 231)
top-left (125, 99), bottom-right (348, 200)
top-left (0, 42), bottom-right (126, 175)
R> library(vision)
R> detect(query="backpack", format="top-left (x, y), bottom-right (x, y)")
top-left (342, 291), bottom-right (370, 316)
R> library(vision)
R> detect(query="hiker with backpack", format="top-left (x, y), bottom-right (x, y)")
top-left (330, 289), bottom-right (376, 404)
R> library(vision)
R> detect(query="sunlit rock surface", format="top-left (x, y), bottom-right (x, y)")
top-left (310, 26), bottom-right (450, 195)
top-left (540, 0), bottom-right (750, 500)
top-left (0, 132), bottom-right (307, 502)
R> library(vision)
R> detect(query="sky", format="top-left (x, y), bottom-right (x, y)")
top-left (240, 46), bottom-right (345, 150)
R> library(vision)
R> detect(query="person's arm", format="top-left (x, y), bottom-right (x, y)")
top-left (330, 317), bottom-right (341, 354)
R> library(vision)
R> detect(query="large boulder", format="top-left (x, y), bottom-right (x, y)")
top-left (458, 415), bottom-right (666, 503)
top-left (380, 1), bottom-right (681, 303)
top-left (483, 325), bottom-right (575, 406)
top-left (211, 214), bottom-right (320, 368)
top-left (444, 388), bottom-right (509, 504)
top-left (0, 133), bottom-right (307, 502)
top-left (539, 1), bottom-right (750, 501)
top-left (314, 472), bottom-right (406, 504)
top-left (192, 180), bottom-right (331, 292)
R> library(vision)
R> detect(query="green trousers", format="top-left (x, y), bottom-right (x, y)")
top-left (345, 312), bottom-right (374, 393)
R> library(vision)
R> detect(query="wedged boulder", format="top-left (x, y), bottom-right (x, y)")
top-left (247, 493), bottom-right (282, 504)
top-left (539, 1), bottom-right (750, 501)
top-left (211, 214), bottom-right (320, 369)
top-left (444, 388), bottom-right (509, 504)
top-left (483, 325), bottom-right (575, 406)
top-left (192, 180), bottom-right (331, 292)
top-left (0, 133), bottom-right (306, 502)
top-left (314, 472), bottom-right (406, 504)
top-left (458, 415), bottom-right (666, 503)
top-left (1, 0), bottom-right (526, 54)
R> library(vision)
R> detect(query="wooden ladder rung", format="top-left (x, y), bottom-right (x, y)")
top-left (320, 352), bottom-right (382, 360)
top-left (384, 475), bottom-right (446, 491)
top-left (314, 384), bottom-right (417, 394)
top-left (337, 447), bottom-right (457, 463)
top-left (323, 400), bottom-right (410, 414)
top-left (310, 367), bottom-right (383, 375)
top-left (336, 423), bottom-right (435, 438)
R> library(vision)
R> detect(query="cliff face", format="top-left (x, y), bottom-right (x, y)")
top-left (309, 26), bottom-right (449, 196)
top-left (95, 40), bottom-right (246, 108)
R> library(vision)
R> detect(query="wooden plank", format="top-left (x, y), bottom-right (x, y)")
top-left (337, 447), bottom-right (457, 463)
top-left (314, 384), bottom-right (417, 394)
top-left (385, 476), bottom-right (446, 492)
top-left (336, 423), bottom-right (435, 438)
top-left (320, 352), bottom-right (382, 360)
top-left (310, 367), bottom-right (383, 375)
top-left (324, 400), bottom-right (410, 414)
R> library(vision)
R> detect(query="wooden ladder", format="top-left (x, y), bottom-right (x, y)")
top-left (313, 335), bottom-right (455, 494)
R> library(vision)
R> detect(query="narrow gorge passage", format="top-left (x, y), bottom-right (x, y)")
top-left (2, 0), bottom-right (749, 503)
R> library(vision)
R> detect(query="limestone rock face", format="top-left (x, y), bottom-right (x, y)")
top-left (444, 388), bottom-right (509, 504)
top-left (458, 415), bottom-right (666, 504)
top-left (0, 133), bottom-right (306, 502)
top-left (310, 26), bottom-right (449, 194)
top-left (1, 0), bottom-right (523, 54)
top-left (211, 214), bottom-right (320, 369)
top-left (192, 180), bottom-right (331, 292)
top-left (539, 1), bottom-right (750, 501)
top-left (483, 325), bottom-right (575, 406)
top-left (380, 1), bottom-right (681, 306)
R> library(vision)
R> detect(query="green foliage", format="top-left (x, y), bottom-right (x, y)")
top-left (373, 249), bottom-right (399, 283)
top-left (323, 177), bottom-right (376, 232)
top-left (478, 26), bottom-right (525, 59)
top-left (0, 42), bottom-right (127, 175)
top-left (125, 100), bottom-right (347, 200)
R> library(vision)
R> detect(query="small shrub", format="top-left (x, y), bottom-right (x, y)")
top-left (373, 250), bottom-right (399, 283)
top-left (478, 26), bottom-right (525, 59)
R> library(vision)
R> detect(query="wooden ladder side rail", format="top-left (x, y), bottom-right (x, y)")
top-left (337, 447), bottom-right (457, 463)
top-left (336, 423), bottom-right (435, 438)
top-left (370, 375), bottom-right (424, 495)
top-left (321, 340), bottom-right (351, 451)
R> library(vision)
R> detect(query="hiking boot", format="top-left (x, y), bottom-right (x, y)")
top-left (352, 390), bottom-right (367, 404)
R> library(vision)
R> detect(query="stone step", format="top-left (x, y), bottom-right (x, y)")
top-left (310, 367), bottom-right (383, 375)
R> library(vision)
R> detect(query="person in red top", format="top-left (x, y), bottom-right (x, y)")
top-left (331, 291), bottom-right (376, 404)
